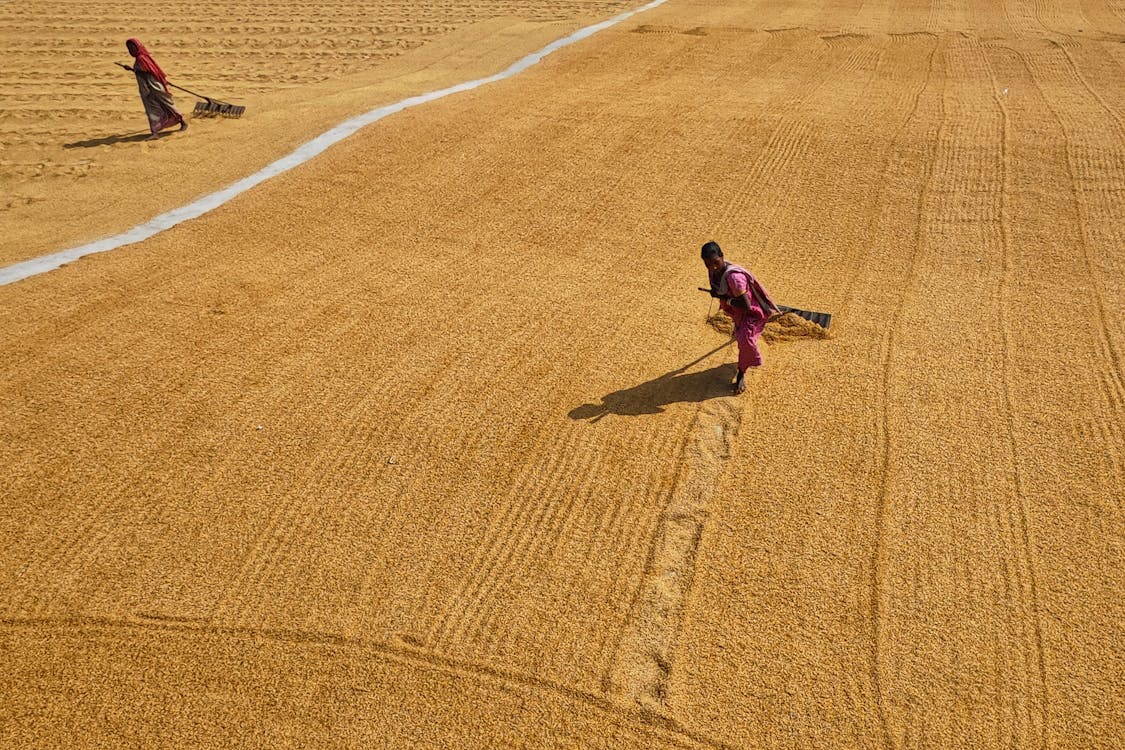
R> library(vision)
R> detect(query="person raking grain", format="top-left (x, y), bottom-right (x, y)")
top-left (700, 240), bottom-right (780, 394)
top-left (123, 38), bottom-right (187, 140)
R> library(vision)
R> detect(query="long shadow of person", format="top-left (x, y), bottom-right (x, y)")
top-left (569, 342), bottom-right (736, 422)
top-left (64, 132), bottom-right (158, 148)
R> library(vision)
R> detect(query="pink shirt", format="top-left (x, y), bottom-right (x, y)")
top-left (719, 267), bottom-right (766, 324)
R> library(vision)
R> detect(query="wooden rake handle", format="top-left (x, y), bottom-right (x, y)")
top-left (116, 62), bottom-right (227, 105)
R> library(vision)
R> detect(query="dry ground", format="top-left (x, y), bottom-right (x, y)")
top-left (2, 0), bottom-right (1124, 748)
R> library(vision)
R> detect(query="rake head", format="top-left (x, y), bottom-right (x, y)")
top-left (193, 99), bottom-right (245, 118)
top-left (777, 305), bottom-right (832, 330)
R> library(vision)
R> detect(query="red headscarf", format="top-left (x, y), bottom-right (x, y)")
top-left (127, 38), bottom-right (169, 87)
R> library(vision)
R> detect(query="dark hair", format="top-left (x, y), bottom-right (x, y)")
top-left (700, 241), bottom-right (723, 259)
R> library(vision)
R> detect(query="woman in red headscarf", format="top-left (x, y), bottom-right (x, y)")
top-left (125, 38), bottom-right (187, 139)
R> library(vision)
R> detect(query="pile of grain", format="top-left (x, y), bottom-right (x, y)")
top-left (761, 311), bottom-right (833, 343)
top-left (706, 310), bottom-right (832, 343)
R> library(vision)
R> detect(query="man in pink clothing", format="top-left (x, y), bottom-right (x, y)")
top-left (701, 241), bottom-right (780, 394)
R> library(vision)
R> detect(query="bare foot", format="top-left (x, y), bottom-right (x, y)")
top-left (179, 119), bottom-right (188, 131)
top-left (145, 133), bottom-right (160, 141)
top-left (734, 372), bottom-right (747, 394)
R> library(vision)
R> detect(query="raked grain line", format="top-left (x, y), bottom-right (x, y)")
top-left (1025, 0), bottom-right (1056, 35)
top-left (941, 39), bottom-right (1046, 742)
top-left (438, 338), bottom-right (704, 655)
top-left (205, 313), bottom-right (409, 626)
top-left (1031, 48), bottom-right (1125, 421)
top-left (934, 35), bottom-right (1034, 722)
top-left (215, 263), bottom-right (530, 624)
top-left (471, 477), bottom-right (606, 658)
top-left (710, 32), bottom-right (834, 232)
top-left (925, 0), bottom-right (940, 33)
top-left (0, 615), bottom-right (730, 750)
top-left (212, 480), bottom-right (321, 626)
top-left (1024, 46), bottom-right (1125, 515)
top-left (423, 365), bottom-right (610, 651)
top-left (384, 307), bottom-right (561, 559)
top-left (16, 474), bottom-right (138, 617)
top-left (208, 308), bottom-right (389, 625)
top-left (429, 294), bottom-right (675, 652)
top-left (254, 313), bottom-right (508, 624)
top-left (351, 293), bottom-right (602, 633)
top-left (586, 446), bottom-right (683, 681)
top-left (822, 31), bottom-right (868, 48)
top-left (351, 310), bottom-right (585, 638)
top-left (1058, 40), bottom-right (1125, 129)
top-left (0, 0), bottom-right (671, 287)
top-left (213, 358), bottom-right (442, 627)
top-left (706, 30), bottom-right (882, 266)
top-left (596, 418), bottom-right (694, 694)
top-left (606, 396), bottom-right (739, 715)
top-left (835, 37), bottom-right (884, 75)
top-left (983, 43), bottom-right (1051, 749)
top-left (835, 34), bottom-right (941, 309)
top-left (477, 339), bottom-right (720, 661)
top-left (564, 330), bottom-right (717, 678)
top-left (435, 418), bottom-right (601, 649)
top-left (870, 33), bottom-right (947, 750)
top-left (577, 343), bottom-right (717, 681)
top-left (483, 400), bottom-right (691, 665)
top-left (229, 428), bottom-right (376, 629)
top-left (805, 27), bottom-right (936, 728)
top-left (348, 312), bottom-right (567, 640)
top-left (713, 33), bottom-right (889, 238)
top-left (732, 38), bottom-right (887, 259)
top-left (998, 0), bottom-right (1029, 39)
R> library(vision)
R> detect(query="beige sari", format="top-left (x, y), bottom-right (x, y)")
top-left (134, 69), bottom-right (183, 133)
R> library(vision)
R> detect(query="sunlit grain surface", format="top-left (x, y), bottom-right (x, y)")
top-left (2, 0), bottom-right (1123, 747)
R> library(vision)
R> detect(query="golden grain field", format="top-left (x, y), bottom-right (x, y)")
top-left (1, 0), bottom-right (1123, 747)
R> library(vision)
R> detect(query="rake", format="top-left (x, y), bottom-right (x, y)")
top-left (698, 288), bottom-right (832, 330)
top-left (116, 62), bottom-right (246, 118)
top-left (775, 305), bottom-right (832, 330)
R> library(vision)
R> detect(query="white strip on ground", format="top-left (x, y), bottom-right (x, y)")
top-left (1, 0), bottom-right (669, 287)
